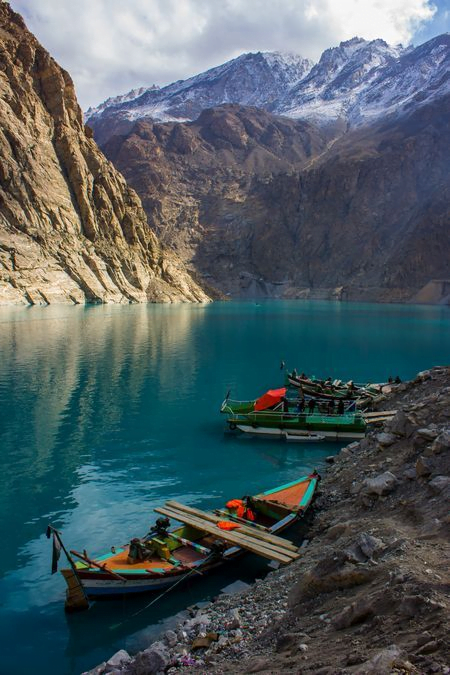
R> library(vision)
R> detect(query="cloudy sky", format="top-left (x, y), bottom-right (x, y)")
top-left (10, 0), bottom-right (449, 110)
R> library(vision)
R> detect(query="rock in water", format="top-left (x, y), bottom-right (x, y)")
top-left (0, 4), bottom-right (209, 305)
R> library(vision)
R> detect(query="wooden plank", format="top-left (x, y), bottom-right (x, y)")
top-left (214, 509), bottom-right (271, 531)
top-left (167, 500), bottom-right (298, 551)
top-left (158, 506), bottom-right (296, 564)
top-left (167, 500), bottom-right (298, 553)
top-left (363, 410), bottom-right (396, 418)
top-left (154, 506), bottom-right (296, 564)
top-left (156, 506), bottom-right (294, 563)
top-left (159, 506), bottom-right (295, 559)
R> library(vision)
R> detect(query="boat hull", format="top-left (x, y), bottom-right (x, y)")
top-left (227, 409), bottom-right (366, 441)
top-left (236, 424), bottom-right (364, 441)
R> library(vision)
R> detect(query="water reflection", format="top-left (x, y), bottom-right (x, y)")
top-left (0, 305), bottom-right (208, 574)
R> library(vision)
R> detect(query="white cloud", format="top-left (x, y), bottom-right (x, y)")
top-left (10, 0), bottom-right (437, 109)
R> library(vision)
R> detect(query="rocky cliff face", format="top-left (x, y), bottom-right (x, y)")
top-left (100, 105), bottom-right (332, 271)
top-left (199, 94), bottom-right (450, 301)
top-left (95, 96), bottom-right (450, 302)
top-left (0, 3), bottom-right (209, 305)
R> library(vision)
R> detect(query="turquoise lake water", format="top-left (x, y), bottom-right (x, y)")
top-left (0, 300), bottom-right (449, 674)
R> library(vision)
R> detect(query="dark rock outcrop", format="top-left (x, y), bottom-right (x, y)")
top-left (94, 96), bottom-right (450, 302)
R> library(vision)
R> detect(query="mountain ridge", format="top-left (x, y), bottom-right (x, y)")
top-left (86, 34), bottom-right (450, 133)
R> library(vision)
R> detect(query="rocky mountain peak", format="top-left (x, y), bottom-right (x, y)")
top-left (86, 34), bottom-right (449, 132)
top-left (86, 49), bottom-right (313, 125)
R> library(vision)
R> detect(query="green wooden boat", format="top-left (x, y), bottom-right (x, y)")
top-left (286, 372), bottom-right (386, 401)
top-left (222, 388), bottom-right (366, 441)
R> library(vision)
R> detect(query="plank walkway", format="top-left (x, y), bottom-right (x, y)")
top-left (363, 410), bottom-right (397, 424)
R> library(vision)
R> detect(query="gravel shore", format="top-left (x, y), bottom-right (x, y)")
top-left (84, 366), bottom-right (450, 675)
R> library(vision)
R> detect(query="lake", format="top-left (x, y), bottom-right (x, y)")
top-left (0, 300), bottom-right (449, 674)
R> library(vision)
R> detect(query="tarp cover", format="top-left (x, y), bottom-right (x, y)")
top-left (254, 387), bottom-right (287, 411)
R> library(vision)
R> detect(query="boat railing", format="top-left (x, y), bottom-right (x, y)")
top-left (228, 409), bottom-right (364, 422)
top-left (221, 398), bottom-right (254, 413)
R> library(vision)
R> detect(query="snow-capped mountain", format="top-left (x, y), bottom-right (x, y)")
top-left (86, 51), bottom-right (313, 123)
top-left (85, 85), bottom-right (157, 117)
top-left (86, 34), bottom-right (450, 129)
top-left (278, 35), bottom-right (450, 125)
top-left (276, 37), bottom-right (405, 123)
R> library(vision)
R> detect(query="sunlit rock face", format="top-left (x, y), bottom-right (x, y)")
top-left (0, 3), bottom-right (209, 305)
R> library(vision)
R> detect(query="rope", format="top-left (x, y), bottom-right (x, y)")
top-left (109, 553), bottom-right (215, 630)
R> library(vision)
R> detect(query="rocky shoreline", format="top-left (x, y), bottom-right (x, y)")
top-left (84, 367), bottom-right (449, 675)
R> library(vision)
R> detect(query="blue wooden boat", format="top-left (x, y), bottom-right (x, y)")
top-left (49, 473), bottom-right (320, 610)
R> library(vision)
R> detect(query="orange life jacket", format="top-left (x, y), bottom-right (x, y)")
top-left (217, 521), bottom-right (240, 530)
top-left (226, 499), bottom-right (244, 510)
top-left (226, 498), bottom-right (255, 521)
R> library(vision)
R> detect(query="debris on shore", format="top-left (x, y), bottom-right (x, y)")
top-left (84, 366), bottom-right (450, 675)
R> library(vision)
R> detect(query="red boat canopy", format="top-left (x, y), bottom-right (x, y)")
top-left (254, 387), bottom-right (287, 411)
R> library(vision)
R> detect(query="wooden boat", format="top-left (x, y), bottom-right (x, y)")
top-left (222, 388), bottom-right (366, 441)
top-left (49, 473), bottom-right (319, 610)
top-left (286, 372), bottom-right (386, 402)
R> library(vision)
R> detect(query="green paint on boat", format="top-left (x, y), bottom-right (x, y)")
top-left (300, 480), bottom-right (318, 508)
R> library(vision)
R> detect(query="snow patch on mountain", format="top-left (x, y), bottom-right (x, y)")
top-left (86, 34), bottom-right (450, 129)
top-left (86, 50), bottom-right (313, 123)
top-left (86, 86), bottom-right (157, 118)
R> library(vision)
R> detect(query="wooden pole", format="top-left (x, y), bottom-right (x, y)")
top-left (166, 533), bottom-right (210, 555)
top-left (70, 549), bottom-right (127, 582)
top-left (47, 525), bottom-right (89, 612)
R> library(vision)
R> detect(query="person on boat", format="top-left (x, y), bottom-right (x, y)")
top-left (282, 396), bottom-right (289, 416)
top-left (337, 399), bottom-right (345, 415)
top-left (296, 398), bottom-right (305, 413)
top-left (128, 538), bottom-right (153, 562)
top-left (300, 372), bottom-right (307, 380)
top-left (348, 380), bottom-right (356, 392)
top-left (308, 398), bottom-right (316, 414)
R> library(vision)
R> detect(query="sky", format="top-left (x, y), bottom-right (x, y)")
top-left (9, 0), bottom-right (450, 110)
